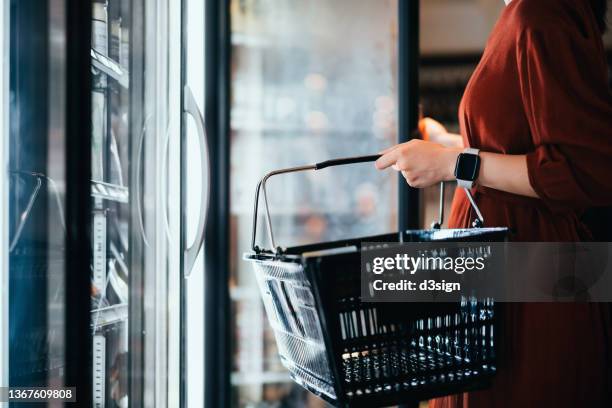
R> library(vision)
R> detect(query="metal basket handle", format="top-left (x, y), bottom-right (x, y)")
top-left (430, 182), bottom-right (484, 230)
top-left (251, 155), bottom-right (485, 253)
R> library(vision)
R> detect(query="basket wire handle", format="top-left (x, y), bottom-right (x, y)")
top-left (251, 155), bottom-right (486, 253)
top-left (430, 182), bottom-right (485, 229)
top-left (431, 182), bottom-right (445, 229)
top-left (251, 155), bottom-right (381, 253)
top-left (463, 187), bottom-right (485, 228)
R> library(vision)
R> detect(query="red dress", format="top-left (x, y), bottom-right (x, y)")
top-left (432, 0), bottom-right (612, 406)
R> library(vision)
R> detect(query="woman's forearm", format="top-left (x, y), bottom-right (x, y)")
top-left (376, 140), bottom-right (540, 199)
top-left (476, 152), bottom-right (538, 198)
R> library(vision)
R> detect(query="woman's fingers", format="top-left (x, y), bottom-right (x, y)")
top-left (377, 138), bottom-right (455, 188)
top-left (375, 148), bottom-right (402, 170)
top-left (401, 170), bottom-right (419, 187)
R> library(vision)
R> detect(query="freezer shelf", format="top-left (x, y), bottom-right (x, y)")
top-left (91, 48), bottom-right (129, 88)
top-left (91, 180), bottom-right (129, 203)
top-left (91, 303), bottom-right (128, 332)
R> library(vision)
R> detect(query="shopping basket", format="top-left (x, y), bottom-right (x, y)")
top-left (244, 155), bottom-right (509, 407)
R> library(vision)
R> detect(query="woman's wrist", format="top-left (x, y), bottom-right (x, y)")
top-left (442, 147), bottom-right (462, 181)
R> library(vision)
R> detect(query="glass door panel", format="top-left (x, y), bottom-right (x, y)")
top-left (229, 0), bottom-right (399, 406)
top-left (89, 0), bottom-right (181, 406)
top-left (8, 0), bottom-right (69, 392)
top-left (89, 2), bottom-right (131, 405)
top-left (139, 0), bottom-right (182, 406)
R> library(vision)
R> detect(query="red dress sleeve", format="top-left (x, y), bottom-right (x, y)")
top-left (518, 25), bottom-right (612, 211)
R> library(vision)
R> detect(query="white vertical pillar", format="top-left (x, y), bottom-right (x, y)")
top-left (184, 0), bottom-right (206, 405)
top-left (0, 0), bottom-right (9, 396)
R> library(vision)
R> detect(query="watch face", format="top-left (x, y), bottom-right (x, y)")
top-left (455, 153), bottom-right (481, 181)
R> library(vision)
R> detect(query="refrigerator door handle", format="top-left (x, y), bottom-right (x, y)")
top-left (136, 116), bottom-right (152, 247)
top-left (183, 85), bottom-right (210, 276)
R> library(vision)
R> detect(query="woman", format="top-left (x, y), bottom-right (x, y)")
top-left (376, 0), bottom-right (612, 406)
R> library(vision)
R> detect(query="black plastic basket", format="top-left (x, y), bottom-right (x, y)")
top-left (244, 156), bottom-right (509, 407)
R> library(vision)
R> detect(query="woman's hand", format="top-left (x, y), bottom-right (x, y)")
top-left (376, 117), bottom-right (464, 188)
top-left (375, 139), bottom-right (461, 188)
top-left (377, 117), bottom-right (538, 197)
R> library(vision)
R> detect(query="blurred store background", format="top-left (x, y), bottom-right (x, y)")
top-left (229, 1), bottom-right (398, 406)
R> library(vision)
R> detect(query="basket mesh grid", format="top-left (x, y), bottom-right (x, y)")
top-left (252, 260), bottom-right (337, 399)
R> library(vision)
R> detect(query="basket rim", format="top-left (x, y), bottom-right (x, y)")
top-left (243, 227), bottom-right (510, 262)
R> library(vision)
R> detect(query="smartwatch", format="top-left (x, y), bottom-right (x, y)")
top-left (454, 147), bottom-right (481, 188)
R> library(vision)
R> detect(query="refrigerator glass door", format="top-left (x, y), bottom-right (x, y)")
top-left (229, 0), bottom-right (399, 406)
top-left (89, 0), bottom-right (181, 406)
top-left (6, 1), bottom-right (181, 405)
top-left (8, 0), bottom-right (71, 392)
